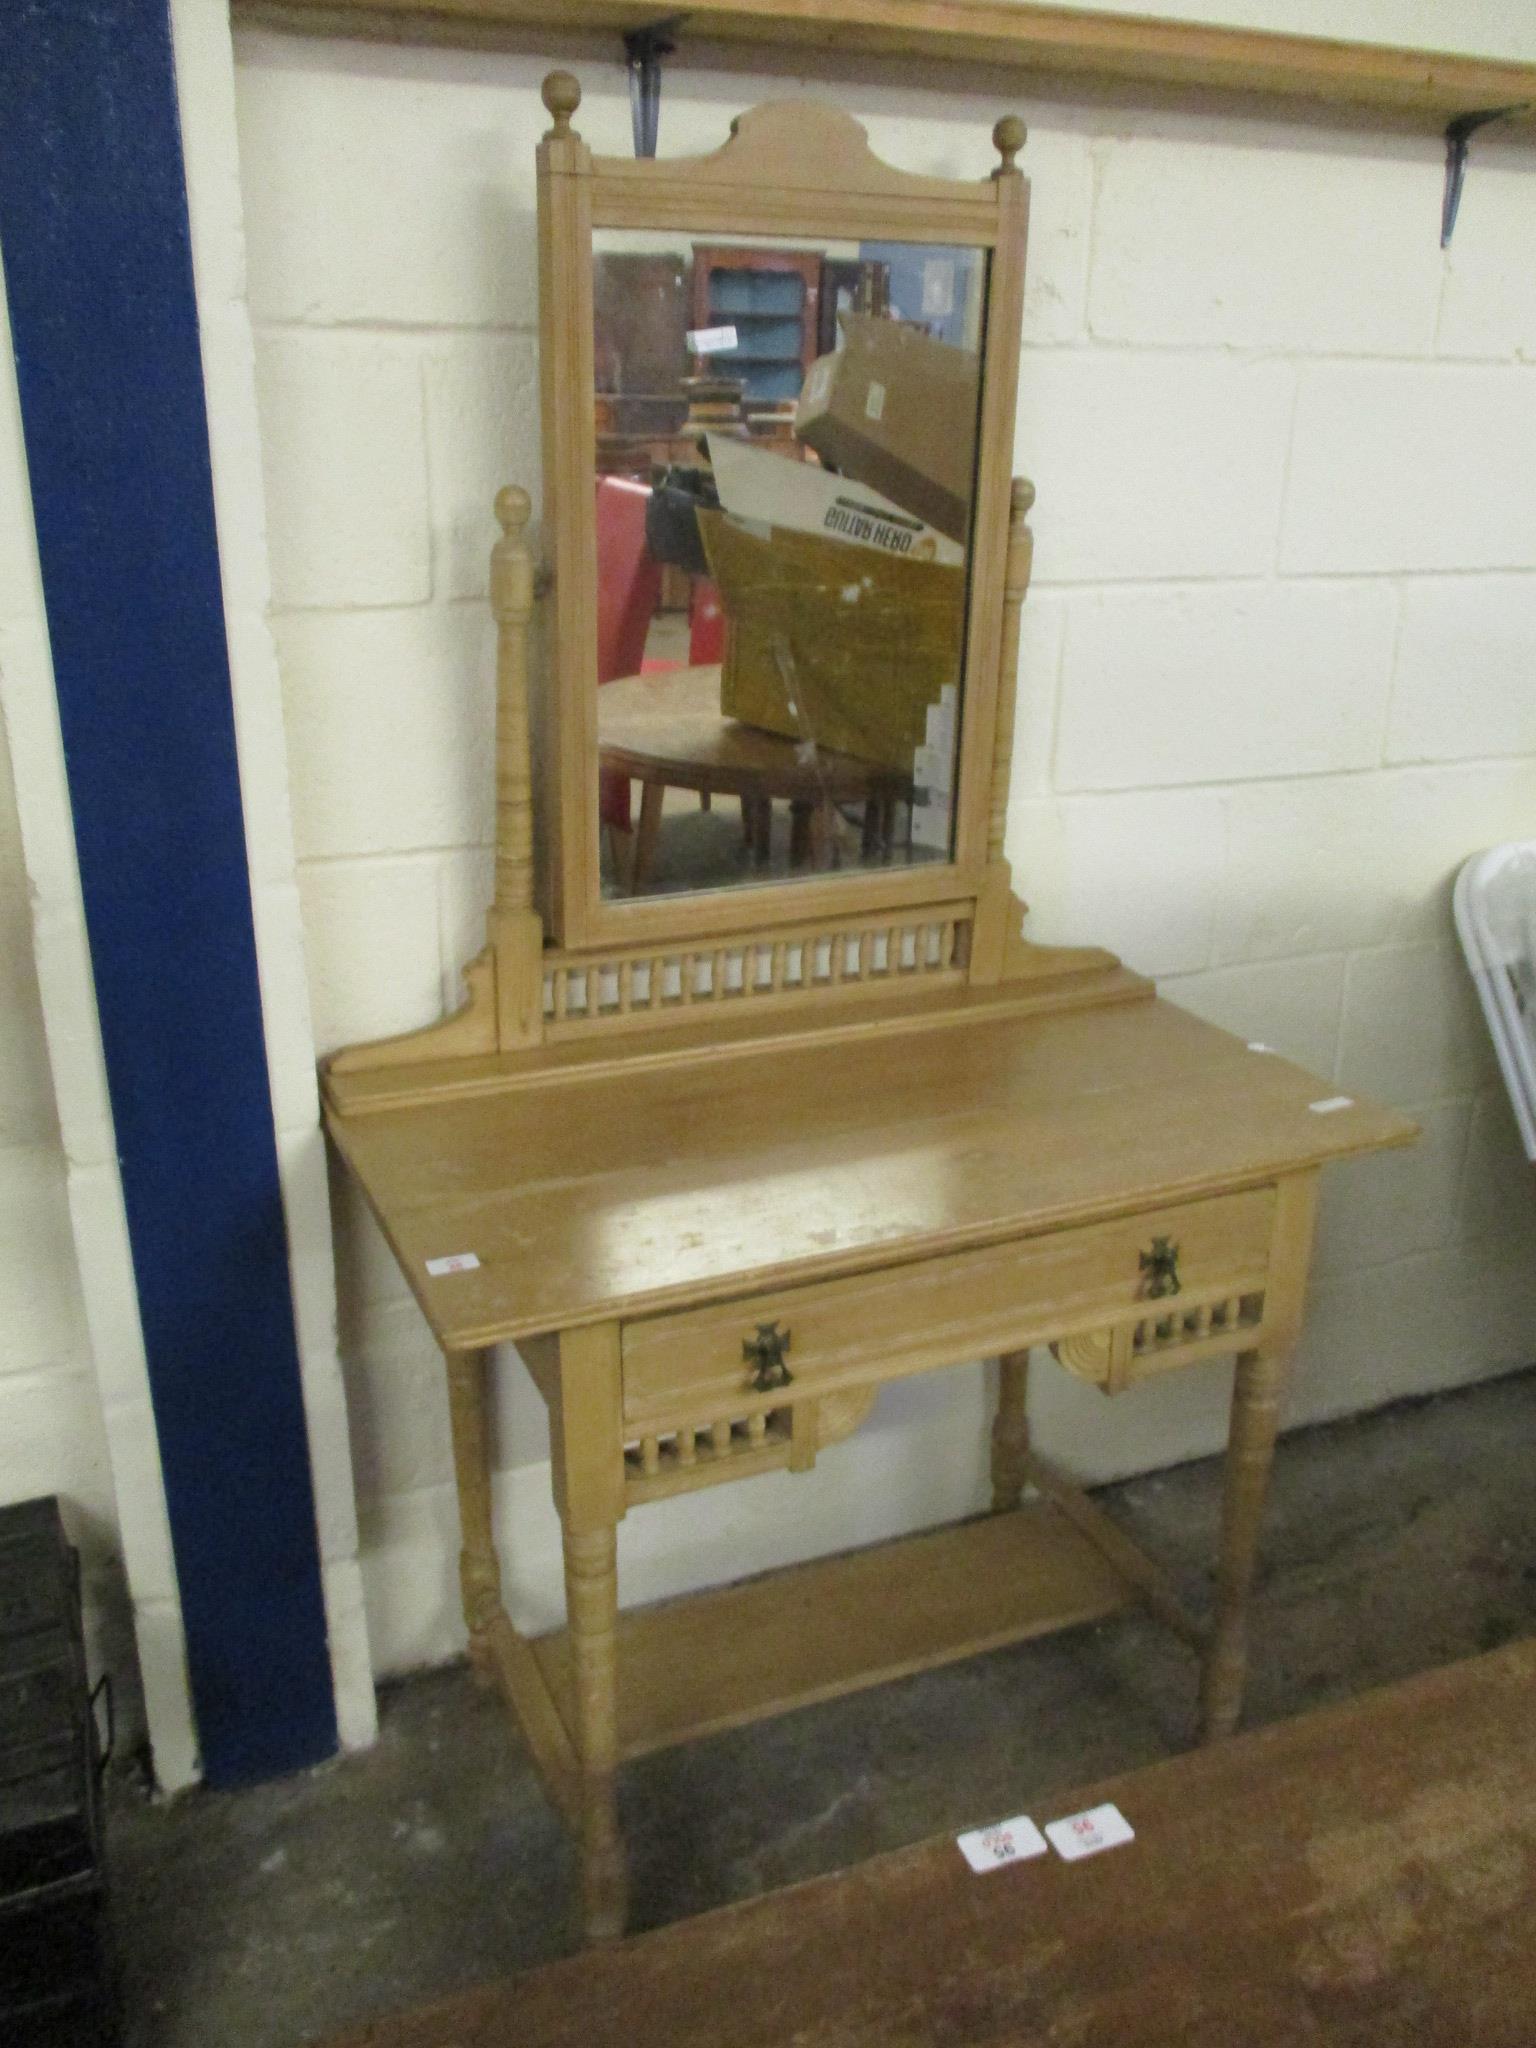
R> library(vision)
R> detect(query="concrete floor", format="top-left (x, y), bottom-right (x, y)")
top-left (108, 1367), bottom-right (1536, 2048)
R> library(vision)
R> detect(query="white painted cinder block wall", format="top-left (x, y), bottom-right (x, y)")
top-left (0, 493), bottom-right (132, 1710)
top-left (0, 261), bottom-right (172, 1767)
top-left (230, 27), bottom-right (1536, 1681)
top-left (0, 0), bottom-right (378, 1784)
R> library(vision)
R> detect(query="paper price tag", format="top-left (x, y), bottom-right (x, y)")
top-left (956, 1813), bottom-right (1048, 1873)
top-left (425, 1252), bottom-right (481, 1277)
top-left (1308, 1096), bottom-right (1355, 1115)
top-left (863, 379), bottom-right (886, 422)
top-left (1044, 1803), bottom-right (1135, 1862)
top-left (687, 324), bottom-right (739, 355)
top-left (921, 257), bottom-right (955, 318)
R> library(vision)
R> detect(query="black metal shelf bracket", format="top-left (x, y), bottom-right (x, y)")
top-left (1441, 103), bottom-right (1529, 247)
top-left (624, 19), bottom-right (682, 159)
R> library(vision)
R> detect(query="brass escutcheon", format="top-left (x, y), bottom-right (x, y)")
top-left (1139, 1236), bottom-right (1182, 1300)
top-left (743, 1319), bottom-right (793, 1392)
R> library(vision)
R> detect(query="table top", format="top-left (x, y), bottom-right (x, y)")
top-left (326, 1637), bottom-right (1536, 2048)
top-left (327, 993), bottom-right (1414, 1349)
top-left (597, 664), bottom-right (911, 799)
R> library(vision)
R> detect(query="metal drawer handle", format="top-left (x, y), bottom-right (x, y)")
top-left (743, 1320), bottom-right (793, 1392)
top-left (1139, 1237), bottom-right (1182, 1300)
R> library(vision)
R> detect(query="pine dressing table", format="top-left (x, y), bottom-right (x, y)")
top-left (322, 76), bottom-right (1416, 1945)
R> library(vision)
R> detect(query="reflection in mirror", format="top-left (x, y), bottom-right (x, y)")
top-left (592, 230), bottom-right (987, 900)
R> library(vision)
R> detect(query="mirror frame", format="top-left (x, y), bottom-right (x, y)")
top-left (535, 76), bottom-right (1029, 955)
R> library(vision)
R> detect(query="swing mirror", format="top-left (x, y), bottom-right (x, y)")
top-left (535, 74), bottom-right (1028, 953)
top-left (590, 225), bottom-right (987, 903)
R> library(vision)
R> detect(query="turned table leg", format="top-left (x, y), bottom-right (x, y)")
top-left (552, 1321), bottom-right (629, 1942)
top-left (445, 1347), bottom-right (502, 1688)
top-left (991, 1349), bottom-right (1031, 1512)
top-left (630, 780), bottom-right (664, 894)
top-left (563, 1519), bottom-right (627, 1941)
top-left (1200, 1344), bottom-right (1291, 1742)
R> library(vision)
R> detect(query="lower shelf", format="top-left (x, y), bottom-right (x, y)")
top-left (532, 1503), bottom-right (1135, 1762)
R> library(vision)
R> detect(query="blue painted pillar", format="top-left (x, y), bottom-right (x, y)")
top-left (0, 0), bottom-right (338, 1783)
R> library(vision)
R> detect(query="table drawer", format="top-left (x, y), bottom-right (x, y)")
top-left (621, 1186), bottom-right (1277, 1426)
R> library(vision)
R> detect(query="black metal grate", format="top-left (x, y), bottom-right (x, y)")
top-left (0, 1496), bottom-right (119, 2046)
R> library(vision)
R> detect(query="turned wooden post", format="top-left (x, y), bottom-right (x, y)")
top-left (487, 484), bottom-right (545, 1049)
top-left (968, 475), bottom-right (1037, 982)
top-left (991, 1349), bottom-right (1031, 1512)
top-left (492, 486), bottom-right (536, 920)
top-left (445, 1349), bottom-right (503, 1688)
top-left (988, 476), bottom-right (1035, 866)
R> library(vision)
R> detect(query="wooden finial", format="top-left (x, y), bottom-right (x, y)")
top-left (496, 483), bottom-right (531, 539)
top-left (1010, 475), bottom-right (1036, 522)
top-left (542, 71), bottom-right (582, 139)
top-left (992, 114), bottom-right (1026, 177)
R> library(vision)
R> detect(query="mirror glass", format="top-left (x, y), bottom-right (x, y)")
top-left (591, 228), bottom-right (988, 901)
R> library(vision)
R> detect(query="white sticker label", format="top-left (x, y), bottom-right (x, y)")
top-left (957, 1814), bottom-right (1049, 1873)
top-left (687, 323), bottom-right (738, 355)
top-left (1045, 1803), bottom-right (1135, 1862)
top-left (1308, 1096), bottom-right (1355, 1115)
top-left (1246, 1041), bottom-right (1277, 1054)
top-left (864, 379), bottom-right (886, 422)
top-left (425, 1252), bottom-right (481, 1277)
top-left (921, 257), bottom-right (956, 318)
top-left (805, 359), bottom-right (832, 404)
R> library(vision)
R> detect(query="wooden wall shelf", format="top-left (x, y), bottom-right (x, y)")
top-left (238, 0), bottom-right (1536, 134)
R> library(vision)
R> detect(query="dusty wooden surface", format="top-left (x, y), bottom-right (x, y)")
top-left (327, 997), bottom-right (1413, 1346)
top-left (324, 1638), bottom-right (1536, 2048)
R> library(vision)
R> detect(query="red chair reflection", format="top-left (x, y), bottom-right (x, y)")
top-left (595, 475), bottom-right (663, 833)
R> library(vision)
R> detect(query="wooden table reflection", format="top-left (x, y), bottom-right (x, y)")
top-left (597, 663), bottom-right (913, 893)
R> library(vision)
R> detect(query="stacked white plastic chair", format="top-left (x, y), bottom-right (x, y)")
top-left (1454, 841), bottom-right (1536, 1163)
